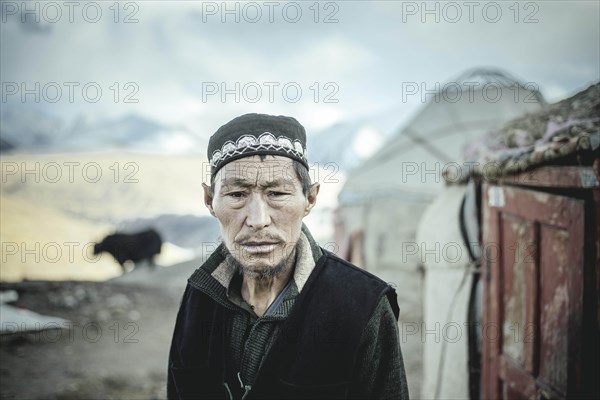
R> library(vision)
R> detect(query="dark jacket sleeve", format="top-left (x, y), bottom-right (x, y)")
top-left (351, 296), bottom-right (410, 399)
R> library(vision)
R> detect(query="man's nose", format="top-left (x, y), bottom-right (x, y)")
top-left (245, 194), bottom-right (271, 229)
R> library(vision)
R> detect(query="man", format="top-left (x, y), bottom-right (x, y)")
top-left (168, 113), bottom-right (409, 399)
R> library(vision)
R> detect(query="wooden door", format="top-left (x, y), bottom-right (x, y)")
top-left (481, 183), bottom-right (585, 399)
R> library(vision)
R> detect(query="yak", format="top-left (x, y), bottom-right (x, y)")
top-left (94, 228), bottom-right (162, 272)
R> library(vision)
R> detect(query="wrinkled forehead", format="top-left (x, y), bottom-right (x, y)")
top-left (214, 155), bottom-right (299, 187)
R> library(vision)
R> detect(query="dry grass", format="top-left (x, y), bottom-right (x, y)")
top-left (1, 152), bottom-right (209, 281)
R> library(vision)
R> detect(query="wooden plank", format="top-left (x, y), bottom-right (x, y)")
top-left (538, 224), bottom-right (571, 395)
top-left (482, 182), bottom-right (502, 399)
top-left (499, 357), bottom-right (537, 400)
top-left (500, 215), bottom-right (536, 371)
top-left (565, 200), bottom-right (585, 398)
top-left (524, 222), bottom-right (539, 376)
top-left (482, 183), bottom-right (586, 399)
top-left (594, 189), bottom-right (600, 337)
top-left (493, 186), bottom-right (582, 229)
top-left (497, 166), bottom-right (600, 189)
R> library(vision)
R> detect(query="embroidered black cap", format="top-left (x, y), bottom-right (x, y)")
top-left (207, 113), bottom-right (309, 178)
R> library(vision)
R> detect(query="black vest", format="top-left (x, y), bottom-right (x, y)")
top-left (168, 250), bottom-right (399, 399)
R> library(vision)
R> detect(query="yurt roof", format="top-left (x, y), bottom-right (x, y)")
top-left (339, 68), bottom-right (546, 205)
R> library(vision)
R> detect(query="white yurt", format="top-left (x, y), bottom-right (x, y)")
top-left (336, 68), bottom-right (545, 270)
top-left (334, 67), bottom-right (546, 397)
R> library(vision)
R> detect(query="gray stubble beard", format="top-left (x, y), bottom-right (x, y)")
top-left (220, 242), bottom-right (298, 281)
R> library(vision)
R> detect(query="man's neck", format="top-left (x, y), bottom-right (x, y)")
top-left (241, 252), bottom-right (295, 317)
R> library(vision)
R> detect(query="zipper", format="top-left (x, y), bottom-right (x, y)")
top-left (223, 382), bottom-right (233, 400)
top-left (237, 372), bottom-right (252, 400)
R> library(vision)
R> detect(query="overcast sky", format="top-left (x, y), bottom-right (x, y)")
top-left (1, 0), bottom-right (599, 136)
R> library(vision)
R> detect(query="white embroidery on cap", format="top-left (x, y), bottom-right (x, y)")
top-left (210, 132), bottom-right (307, 167)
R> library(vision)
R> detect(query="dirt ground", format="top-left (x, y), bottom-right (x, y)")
top-left (0, 259), bottom-right (423, 400)
top-left (0, 260), bottom-right (198, 400)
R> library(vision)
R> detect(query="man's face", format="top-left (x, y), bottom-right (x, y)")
top-left (204, 155), bottom-right (318, 275)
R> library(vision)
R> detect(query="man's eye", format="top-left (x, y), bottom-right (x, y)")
top-left (228, 192), bottom-right (246, 198)
top-left (269, 191), bottom-right (288, 197)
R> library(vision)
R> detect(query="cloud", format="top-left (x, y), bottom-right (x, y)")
top-left (1, 0), bottom-right (598, 137)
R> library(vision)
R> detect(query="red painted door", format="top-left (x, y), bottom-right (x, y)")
top-left (481, 183), bottom-right (585, 399)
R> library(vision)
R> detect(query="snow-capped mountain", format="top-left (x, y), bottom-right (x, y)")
top-left (0, 107), bottom-right (68, 150)
top-left (2, 105), bottom-right (411, 162)
top-left (0, 109), bottom-right (207, 154)
top-left (62, 114), bottom-right (206, 153)
top-left (307, 108), bottom-right (409, 171)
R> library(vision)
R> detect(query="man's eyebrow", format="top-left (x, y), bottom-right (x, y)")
top-left (219, 177), bottom-right (294, 190)
top-left (220, 178), bottom-right (254, 188)
top-left (260, 179), bottom-right (294, 189)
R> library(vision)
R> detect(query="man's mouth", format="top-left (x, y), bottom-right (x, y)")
top-left (238, 241), bottom-right (280, 254)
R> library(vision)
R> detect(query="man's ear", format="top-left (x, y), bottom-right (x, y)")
top-left (304, 182), bottom-right (320, 216)
top-left (202, 183), bottom-right (216, 217)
